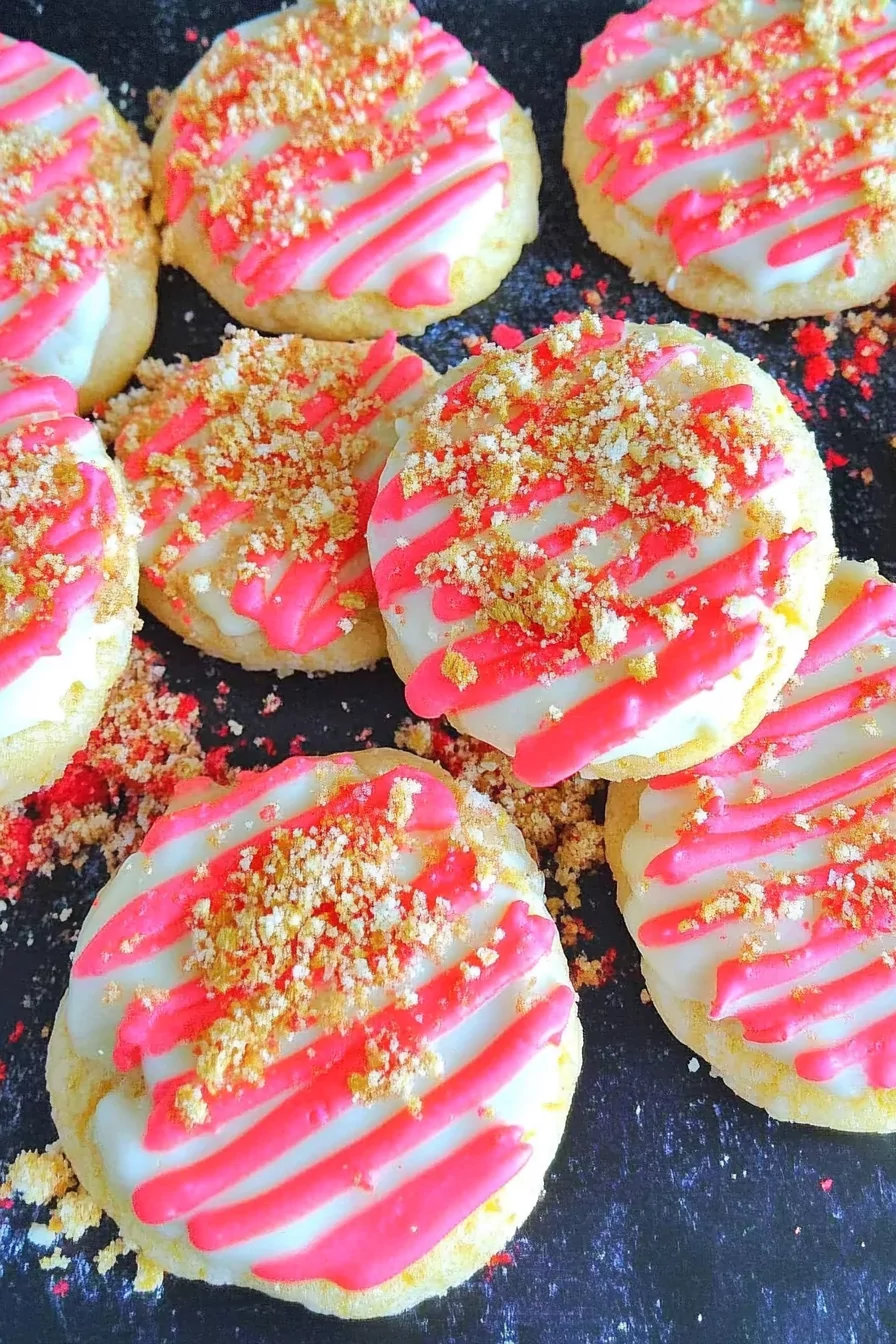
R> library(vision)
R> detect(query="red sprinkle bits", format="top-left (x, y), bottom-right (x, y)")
top-left (490, 323), bottom-right (525, 349)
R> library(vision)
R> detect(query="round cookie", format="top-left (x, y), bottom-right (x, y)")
top-left (48, 748), bottom-right (582, 1317)
top-left (105, 329), bottom-right (435, 676)
top-left (0, 32), bottom-right (158, 410)
top-left (0, 368), bottom-right (139, 807)
top-left (565, 1), bottom-right (896, 322)
top-left (151, 1), bottom-right (541, 339)
top-left (367, 314), bottom-right (835, 787)
top-left (607, 559), bottom-right (896, 1130)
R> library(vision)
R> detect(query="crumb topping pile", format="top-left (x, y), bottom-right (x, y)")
top-left (165, 0), bottom-right (447, 246)
top-left (0, 641), bottom-right (214, 902)
top-left (0, 1144), bottom-right (164, 1292)
top-left (106, 329), bottom-right (406, 599)
top-left (143, 762), bottom-right (514, 1126)
top-left (0, 114), bottom-right (149, 297)
top-left (398, 315), bottom-right (787, 681)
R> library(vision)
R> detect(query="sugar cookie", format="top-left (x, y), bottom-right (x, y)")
top-left (105, 329), bottom-right (435, 675)
top-left (151, 1), bottom-right (540, 339)
top-left (48, 748), bottom-right (582, 1316)
top-left (0, 369), bottom-right (139, 806)
top-left (608, 560), bottom-right (896, 1129)
top-left (367, 315), bottom-right (835, 786)
top-left (0, 33), bottom-right (157, 410)
top-left (565, 1), bottom-right (896, 322)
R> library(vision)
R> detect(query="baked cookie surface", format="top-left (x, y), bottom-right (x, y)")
top-left (367, 315), bottom-right (834, 786)
top-left (0, 33), bottom-right (158, 409)
top-left (48, 748), bottom-right (581, 1316)
top-left (105, 329), bottom-right (435, 675)
top-left (565, 0), bottom-right (896, 322)
top-left (152, 1), bottom-right (541, 338)
top-left (0, 369), bottom-right (139, 805)
top-left (608, 559), bottom-right (896, 1129)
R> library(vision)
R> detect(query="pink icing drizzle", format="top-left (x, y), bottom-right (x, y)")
top-left (569, 2), bottom-right (896, 283)
top-left (370, 323), bottom-right (814, 786)
top-left (0, 35), bottom-right (123, 375)
top-left (164, 11), bottom-right (515, 308)
top-left (635, 571), bottom-right (896, 1090)
top-left (71, 756), bottom-right (572, 1287)
top-left (120, 333), bottom-right (428, 657)
top-left (0, 373), bottom-right (116, 691)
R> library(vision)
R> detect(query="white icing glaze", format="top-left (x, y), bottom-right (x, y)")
top-left (367, 324), bottom-right (820, 774)
top-left (170, 4), bottom-right (518, 303)
top-left (0, 36), bottom-right (112, 389)
top-left (63, 756), bottom-right (575, 1280)
top-left (0, 601), bottom-right (128, 740)
top-left (0, 382), bottom-right (132, 743)
top-left (618, 559), bottom-right (896, 1098)
top-left (569, 0), bottom-right (896, 296)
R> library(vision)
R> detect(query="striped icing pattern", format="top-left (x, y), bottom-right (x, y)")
top-left (64, 754), bottom-right (575, 1289)
top-left (568, 0), bottom-right (896, 295)
top-left (115, 332), bottom-right (432, 657)
top-left (160, 4), bottom-right (517, 310)
top-left (367, 319), bottom-right (819, 787)
top-left (0, 369), bottom-right (122, 742)
top-left (0, 35), bottom-right (115, 388)
top-left (618, 560), bottom-right (896, 1097)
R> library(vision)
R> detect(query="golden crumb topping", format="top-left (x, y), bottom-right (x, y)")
top-left (166, 1), bottom-right (437, 244)
top-left (0, 442), bottom-right (86, 634)
top-left (0, 413), bottom-right (130, 641)
top-left (1, 1143), bottom-right (164, 1292)
top-left (167, 762), bottom-right (494, 1123)
top-left (402, 316), bottom-right (787, 658)
top-left (0, 112), bottom-right (149, 296)
top-left (0, 1145), bottom-right (75, 1207)
top-left (592, 0), bottom-right (896, 257)
top-left (680, 803), bottom-right (896, 967)
top-left (106, 329), bottom-right (422, 596)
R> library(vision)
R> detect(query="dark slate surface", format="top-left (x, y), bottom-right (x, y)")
top-left (0, 2), bottom-right (895, 1341)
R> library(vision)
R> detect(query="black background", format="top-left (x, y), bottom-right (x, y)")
top-left (0, 2), bottom-right (895, 1341)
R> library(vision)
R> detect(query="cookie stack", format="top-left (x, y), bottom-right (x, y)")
top-left (2, 0), bottom-right (896, 1323)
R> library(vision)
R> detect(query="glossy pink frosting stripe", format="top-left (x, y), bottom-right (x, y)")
top-left (252, 1125), bottom-right (531, 1288)
top-left (570, 2), bottom-right (896, 276)
top-left (636, 568), bottom-right (896, 1087)
top-left (0, 64), bottom-right (94, 125)
top-left (0, 269), bottom-right (101, 362)
top-left (186, 984), bottom-right (573, 1254)
top-left (131, 901), bottom-right (554, 1215)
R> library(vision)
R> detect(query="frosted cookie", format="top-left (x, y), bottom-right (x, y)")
top-left (565, 1), bottom-right (896, 322)
top-left (0, 33), bottom-right (157, 410)
top-left (151, 1), bottom-right (540, 339)
top-left (367, 314), bottom-right (834, 787)
top-left (105, 329), bottom-right (435, 675)
top-left (0, 369), bottom-right (139, 806)
top-left (607, 560), bottom-right (896, 1130)
top-left (48, 748), bottom-right (582, 1316)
